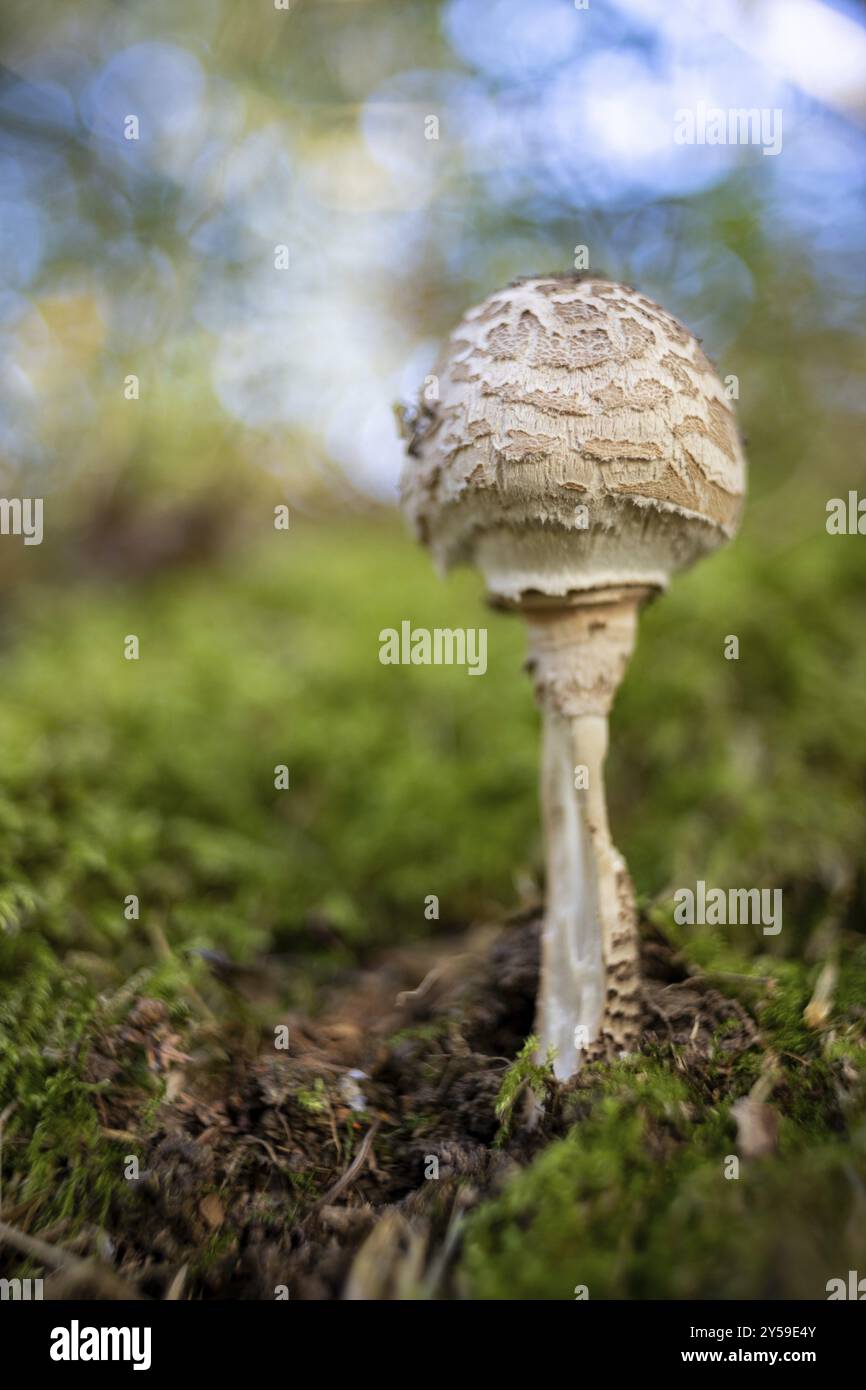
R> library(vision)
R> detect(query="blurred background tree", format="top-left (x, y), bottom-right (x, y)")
top-left (0, 0), bottom-right (863, 530)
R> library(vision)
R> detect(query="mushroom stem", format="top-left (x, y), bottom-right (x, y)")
top-left (536, 704), bottom-right (605, 1075)
top-left (524, 592), bottom-right (646, 1079)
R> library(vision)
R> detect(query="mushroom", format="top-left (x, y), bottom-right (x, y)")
top-left (399, 276), bottom-right (746, 1079)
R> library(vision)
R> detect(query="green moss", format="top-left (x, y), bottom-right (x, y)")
top-left (460, 935), bottom-right (866, 1298)
top-left (464, 1059), bottom-right (700, 1299)
top-left (0, 965), bottom-right (136, 1228)
top-left (296, 1078), bottom-right (328, 1114)
top-left (462, 1051), bottom-right (866, 1299)
top-left (0, 518), bottom-right (863, 983)
top-left (0, 516), bottom-right (864, 1269)
top-left (494, 1036), bottom-right (555, 1143)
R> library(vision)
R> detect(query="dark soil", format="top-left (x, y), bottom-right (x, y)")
top-left (31, 912), bottom-right (759, 1301)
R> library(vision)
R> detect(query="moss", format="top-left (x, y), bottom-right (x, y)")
top-left (493, 1036), bottom-right (555, 1144)
top-left (0, 517), bottom-right (864, 1279)
top-left (464, 1059), bottom-right (700, 1299)
top-left (835, 942), bottom-right (866, 1016)
top-left (386, 1019), bottom-right (452, 1048)
top-left (0, 973), bottom-right (135, 1229)
top-left (462, 1049), bottom-right (866, 1299)
top-left (460, 939), bottom-right (866, 1300)
top-left (296, 1078), bottom-right (328, 1114)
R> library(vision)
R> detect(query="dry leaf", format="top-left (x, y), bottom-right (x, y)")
top-left (199, 1194), bottom-right (224, 1230)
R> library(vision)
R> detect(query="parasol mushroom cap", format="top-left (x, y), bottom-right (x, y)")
top-left (400, 276), bottom-right (746, 604)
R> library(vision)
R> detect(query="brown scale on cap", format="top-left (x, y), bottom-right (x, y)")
top-left (399, 275), bottom-right (746, 1078)
top-left (401, 275), bottom-right (745, 602)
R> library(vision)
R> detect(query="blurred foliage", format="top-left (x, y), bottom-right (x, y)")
top-left (0, 521), bottom-right (539, 975)
top-left (0, 517), bottom-right (861, 982)
top-left (1, 0), bottom-right (864, 501)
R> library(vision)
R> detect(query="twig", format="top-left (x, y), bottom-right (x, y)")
top-left (0, 1101), bottom-right (17, 1216)
top-left (676, 972), bottom-right (775, 989)
top-left (313, 1120), bottom-right (380, 1211)
top-left (0, 1217), bottom-right (89, 1271)
top-left (396, 965), bottom-right (445, 1009)
top-left (749, 1051), bottom-right (781, 1105)
top-left (100, 1127), bottom-right (139, 1145)
top-left (0, 1217), bottom-right (144, 1298)
top-left (242, 1134), bottom-right (286, 1168)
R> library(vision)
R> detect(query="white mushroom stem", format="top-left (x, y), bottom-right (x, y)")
top-left (536, 706), bottom-right (605, 1075)
top-left (524, 592), bottom-right (646, 1079)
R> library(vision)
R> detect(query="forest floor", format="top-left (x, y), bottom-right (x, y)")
top-left (0, 518), bottom-right (864, 1299)
top-left (4, 905), bottom-right (864, 1301)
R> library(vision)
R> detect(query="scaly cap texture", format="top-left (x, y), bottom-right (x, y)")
top-left (400, 276), bottom-right (746, 602)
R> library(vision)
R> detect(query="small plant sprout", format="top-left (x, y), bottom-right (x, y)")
top-left (400, 276), bottom-right (746, 1079)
